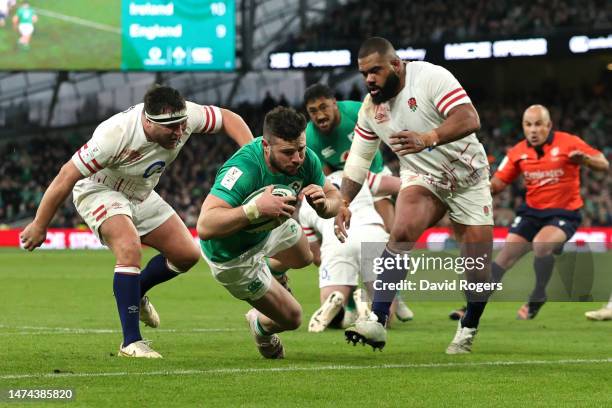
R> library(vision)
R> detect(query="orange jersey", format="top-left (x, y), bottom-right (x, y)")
top-left (495, 131), bottom-right (601, 210)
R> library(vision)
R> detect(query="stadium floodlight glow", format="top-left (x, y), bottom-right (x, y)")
top-left (292, 49), bottom-right (351, 68)
top-left (397, 47), bottom-right (427, 60)
top-left (493, 38), bottom-right (547, 57)
top-left (269, 52), bottom-right (291, 69)
top-left (569, 34), bottom-right (612, 53)
top-left (444, 41), bottom-right (491, 60)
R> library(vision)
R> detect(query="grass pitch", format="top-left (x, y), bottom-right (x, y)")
top-left (1, 248), bottom-right (611, 407)
top-left (0, 0), bottom-right (121, 70)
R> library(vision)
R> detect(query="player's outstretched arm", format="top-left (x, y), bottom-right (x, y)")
top-left (197, 187), bottom-right (296, 240)
top-left (490, 176), bottom-right (508, 195)
top-left (219, 108), bottom-right (254, 146)
top-left (20, 161), bottom-right (84, 251)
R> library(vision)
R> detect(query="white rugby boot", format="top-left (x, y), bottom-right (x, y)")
top-left (345, 314), bottom-right (387, 351)
top-left (308, 291), bottom-right (344, 333)
top-left (118, 340), bottom-right (163, 358)
top-left (139, 296), bottom-right (160, 328)
top-left (245, 309), bottom-right (285, 359)
top-left (445, 322), bottom-right (478, 354)
top-left (585, 307), bottom-right (612, 321)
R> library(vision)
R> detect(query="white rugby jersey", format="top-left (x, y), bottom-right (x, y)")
top-left (299, 171), bottom-right (383, 246)
top-left (355, 61), bottom-right (489, 189)
top-left (71, 102), bottom-right (222, 203)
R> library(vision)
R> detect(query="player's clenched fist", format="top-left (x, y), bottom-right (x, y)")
top-left (301, 184), bottom-right (328, 213)
top-left (20, 222), bottom-right (47, 251)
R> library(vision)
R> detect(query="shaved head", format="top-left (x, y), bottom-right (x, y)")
top-left (358, 37), bottom-right (397, 59)
top-left (523, 104), bottom-right (551, 124)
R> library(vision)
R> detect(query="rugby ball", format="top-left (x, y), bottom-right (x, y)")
top-left (242, 184), bottom-right (297, 233)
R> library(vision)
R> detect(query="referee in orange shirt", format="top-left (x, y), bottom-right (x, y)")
top-left (492, 104), bottom-right (608, 319)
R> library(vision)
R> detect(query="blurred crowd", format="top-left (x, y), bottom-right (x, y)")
top-left (1, 84), bottom-right (610, 229)
top-left (285, 0), bottom-right (611, 49)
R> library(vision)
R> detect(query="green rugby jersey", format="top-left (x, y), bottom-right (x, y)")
top-left (16, 6), bottom-right (36, 24)
top-left (200, 137), bottom-right (325, 263)
top-left (306, 100), bottom-right (384, 173)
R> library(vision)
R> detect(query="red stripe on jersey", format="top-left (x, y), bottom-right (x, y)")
top-left (208, 106), bottom-right (217, 132)
top-left (91, 158), bottom-right (103, 171)
top-left (95, 210), bottom-right (107, 221)
top-left (356, 124), bottom-right (375, 135)
top-left (305, 232), bottom-right (315, 237)
top-left (436, 88), bottom-right (464, 110)
top-left (355, 127), bottom-right (378, 140)
top-left (77, 149), bottom-right (95, 173)
top-left (92, 204), bottom-right (105, 215)
top-left (203, 106), bottom-right (211, 132)
top-left (369, 174), bottom-right (377, 188)
top-left (303, 227), bottom-right (313, 231)
top-left (440, 93), bottom-right (467, 115)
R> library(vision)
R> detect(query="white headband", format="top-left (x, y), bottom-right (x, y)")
top-left (145, 108), bottom-right (188, 125)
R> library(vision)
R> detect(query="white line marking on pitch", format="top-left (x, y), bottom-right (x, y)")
top-left (2, 358), bottom-right (611, 380)
top-left (36, 8), bottom-right (121, 34)
top-left (0, 325), bottom-right (240, 335)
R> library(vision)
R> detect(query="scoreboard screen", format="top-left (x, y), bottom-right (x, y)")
top-left (122, 0), bottom-right (235, 71)
top-left (0, 0), bottom-right (235, 71)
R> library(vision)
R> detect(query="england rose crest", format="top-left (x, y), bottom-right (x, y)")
top-left (408, 97), bottom-right (417, 112)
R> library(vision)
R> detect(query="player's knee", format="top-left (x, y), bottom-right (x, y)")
top-left (532, 242), bottom-right (556, 258)
top-left (114, 240), bottom-right (142, 266)
top-left (391, 222), bottom-right (424, 244)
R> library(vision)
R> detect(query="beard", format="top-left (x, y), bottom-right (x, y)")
top-left (269, 151), bottom-right (300, 176)
top-left (371, 72), bottom-right (401, 105)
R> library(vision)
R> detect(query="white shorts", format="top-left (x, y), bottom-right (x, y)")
top-left (73, 184), bottom-right (175, 242)
top-left (372, 165), bottom-right (393, 203)
top-left (202, 219), bottom-right (302, 301)
top-left (400, 170), bottom-right (493, 226)
top-left (18, 23), bottom-right (34, 36)
top-left (319, 224), bottom-right (388, 287)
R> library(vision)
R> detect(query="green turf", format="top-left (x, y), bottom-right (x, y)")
top-left (0, 248), bottom-right (611, 407)
top-left (0, 0), bottom-right (121, 70)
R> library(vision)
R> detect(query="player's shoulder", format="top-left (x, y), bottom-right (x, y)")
top-left (553, 130), bottom-right (582, 145)
top-left (337, 100), bottom-right (362, 112)
top-left (506, 139), bottom-right (530, 159)
top-left (408, 60), bottom-right (447, 78)
top-left (94, 104), bottom-right (142, 142)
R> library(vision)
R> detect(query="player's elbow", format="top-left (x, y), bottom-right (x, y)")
top-left (196, 217), bottom-right (214, 241)
top-left (465, 109), bottom-right (481, 134)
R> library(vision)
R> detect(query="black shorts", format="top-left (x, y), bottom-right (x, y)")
top-left (509, 205), bottom-right (581, 243)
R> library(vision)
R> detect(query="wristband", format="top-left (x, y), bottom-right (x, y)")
top-left (242, 201), bottom-right (260, 221)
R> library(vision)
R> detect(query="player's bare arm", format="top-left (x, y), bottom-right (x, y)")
top-left (490, 176), bottom-right (508, 195)
top-left (569, 151), bottom-right (609, 171)
top-left (309, 240), bottom-right (322, 267)
top-left (219, 108), bottom-right (255, 146)
top-left (368, 172), bottom-right (401, 196)
top-left (197, 186), bottom-right (296, 240)
top-left (390, 104), bottom-right (480, 155)
top-left (20, 161), bottom-right (84, 251)
top-left (302, 180), bottom-right (342, 218)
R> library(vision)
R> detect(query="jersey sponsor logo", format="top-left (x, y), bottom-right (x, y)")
top-left (523, 168), bottom-right (564, 185)
top-left (374, 103), bottom-right (391, 123)
top-left (220, 166), bottom-right (243, 190)
top-left (143, 160), bottom-right (166, 178)
top-left (321, 146), bottom-right (335, 158)
top-left (80, 142), bottom-right (102, 162)
top-left (408, 97), bottom-right (418, 112)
